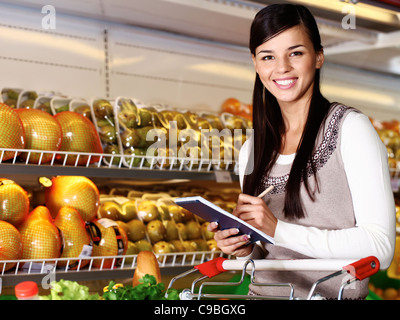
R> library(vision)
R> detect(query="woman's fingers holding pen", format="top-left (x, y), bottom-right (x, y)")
top-left (233, 193), bottom-right (278, 237)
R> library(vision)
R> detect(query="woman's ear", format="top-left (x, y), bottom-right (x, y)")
top-left (316, 50), bottom-right (324, 69)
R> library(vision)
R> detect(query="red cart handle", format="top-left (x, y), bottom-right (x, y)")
top-left (342, 256), bottom-right (380, 280)
top-left (194, 257), bottom-right (228, 278)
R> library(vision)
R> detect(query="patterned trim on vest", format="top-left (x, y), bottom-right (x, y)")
top-left (261, 104), bottom-right (351, 194)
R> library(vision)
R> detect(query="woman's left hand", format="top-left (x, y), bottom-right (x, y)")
top-left (232, 193), bottom-right (278, 237)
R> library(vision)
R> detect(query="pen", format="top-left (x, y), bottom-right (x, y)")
top-left (257, 185), bottom-right (274, 198)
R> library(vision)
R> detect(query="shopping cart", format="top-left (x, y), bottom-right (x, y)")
top-left (166, 256), bottom-right (380, 300)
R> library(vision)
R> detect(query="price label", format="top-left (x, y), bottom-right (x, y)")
top-left (214, 170), bottom-right (233, 183)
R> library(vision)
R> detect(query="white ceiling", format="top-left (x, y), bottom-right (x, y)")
top-left (3, 0), bottom-right (400, 77)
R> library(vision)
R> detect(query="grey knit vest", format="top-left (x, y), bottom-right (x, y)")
top-left (250, 103), bottom-right (368, 299)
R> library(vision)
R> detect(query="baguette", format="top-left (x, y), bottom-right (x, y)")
top-left (132, 251), bottom-right (161, 287)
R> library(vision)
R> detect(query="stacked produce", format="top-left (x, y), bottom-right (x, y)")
top-left (0, 90), bottom-right (104, 166)
top-left (370, 118), bottom-right (400, 173)
top-left (97, 194), bottom-right (221, 264)
top-left (0, 176), bottom-right (123, 271)
top-left (0, 174), bottom-right (243, 273)
top-left (0, 87), bottom-right (252, 172)
top-left (91, 98), bottom-right (122, 166)
top-left (220, 97), bottom-right (252, 121)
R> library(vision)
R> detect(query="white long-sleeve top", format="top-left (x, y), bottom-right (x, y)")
top-left (239, 111), bottom-right (396, 269)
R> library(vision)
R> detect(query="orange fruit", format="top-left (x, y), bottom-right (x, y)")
top-left (54, 111), bottom-right (102, 165)
top-left (54, 207), bottom-right (91, 269)
top-left (0, 103), bottom-right (25, 160)
top-left (15, 108), bottom-right (62, 164)
top-left (44, 176), bottom-right (100, 222)
top-left (0, 221), bottom-right (23, 271)
top-left (89, 219), bottom-right (128, 269)
top-left (18, 206), bottom-right (62, 260)
top-left (0, 178), bottom-right (29, 227)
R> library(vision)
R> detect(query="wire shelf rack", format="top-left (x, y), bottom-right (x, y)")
top-left (0, 251), bottom-right (225, 291)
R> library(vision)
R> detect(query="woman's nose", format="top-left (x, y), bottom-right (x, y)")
top-left (275, 56), bottom-right (291, 73)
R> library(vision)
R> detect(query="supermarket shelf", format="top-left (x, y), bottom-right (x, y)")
top-left (0, 251), bottom-right (225, 290)
top-left (0, 148), bottom-right (239, 181)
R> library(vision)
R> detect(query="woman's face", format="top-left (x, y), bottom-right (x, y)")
top-left (252, 25), bottom-right (324, 108)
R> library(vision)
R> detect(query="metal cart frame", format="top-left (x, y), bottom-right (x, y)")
top-left (166, 256), bottom-right (380, 300)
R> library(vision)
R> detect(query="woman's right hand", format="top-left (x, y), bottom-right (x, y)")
top-left (207, 222), bottom-right (254, 257)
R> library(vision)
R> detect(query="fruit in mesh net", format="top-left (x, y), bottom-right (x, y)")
top-left (54, 111), bottom-right (103, 165)
top-left (0, 178), bottom-right (30, 227)
top-left (15, 108), bottom-right (62, 164)
top-left (0, 220), bottom-right (23, 272)
top-left (88, 219), bottom-right (128, 269)
top-left (0, 103), bottom-right (25, 160)
top-left (44, 176), bottom-right (100, 222)
top-left (54, 206), bottom-right (91, 269)
top-left (18, 206), bottom-right (62, 260)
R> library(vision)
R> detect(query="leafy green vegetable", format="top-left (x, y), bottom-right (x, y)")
top-left (40, 279), bottom-right (99, 300)
top-left (102, 275), bottom-right (179, 300)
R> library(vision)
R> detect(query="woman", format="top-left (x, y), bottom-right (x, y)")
top-left (208, 4), bottom-right (395, 299)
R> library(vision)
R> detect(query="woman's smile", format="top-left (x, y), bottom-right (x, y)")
top-left (273, 78), bottom-right (298, 89)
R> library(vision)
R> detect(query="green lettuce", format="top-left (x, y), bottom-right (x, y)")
top-left (40, 279), bottom-right (99, 300)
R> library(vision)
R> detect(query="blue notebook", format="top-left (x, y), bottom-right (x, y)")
top-left (174, 196), bottom-right (275, 245)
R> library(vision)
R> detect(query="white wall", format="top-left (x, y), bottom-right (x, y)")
top-left (0, 2), bottom-right (399, 120)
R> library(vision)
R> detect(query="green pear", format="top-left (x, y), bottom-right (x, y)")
top-left (146, 219), bottom-right (166, 243)
top-left (126, 219), bottom-right (146, 242)
top-left (117, 200), bottom-right (137, 222)
top-left (164, 220), bottom-right (179, 241)
top-left (98, 201), bottom-right (121, 220)
top-left (134, 239), bottom-right (152, 252)
top-left (124, 241), bottom-right (139, 265)
top-left (175, 222), bottom-right (187, 241)
top-left (137, 200), bottom-right (160, 223)
top-left (186, 220), bottom-right (201, 240)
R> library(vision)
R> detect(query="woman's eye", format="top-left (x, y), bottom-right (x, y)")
top-left (290, 51), bottom-right (303, 57)
top-left (262, 55), bottom-right (274, 61)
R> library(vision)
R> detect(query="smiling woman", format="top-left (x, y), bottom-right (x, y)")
top-left (208, 3), bottom-right (395, 300)
top-left (252, 27), bottom-right (324, 110)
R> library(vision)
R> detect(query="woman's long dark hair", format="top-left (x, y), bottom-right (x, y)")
top-left (243, 4), bottom-right (331, 220)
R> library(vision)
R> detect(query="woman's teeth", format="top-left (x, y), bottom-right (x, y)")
top-left (275, 79), bottom-right (295, 85)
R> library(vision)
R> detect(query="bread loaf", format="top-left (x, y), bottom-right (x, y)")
top-left (132, 251), bottom-right (161, 287)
